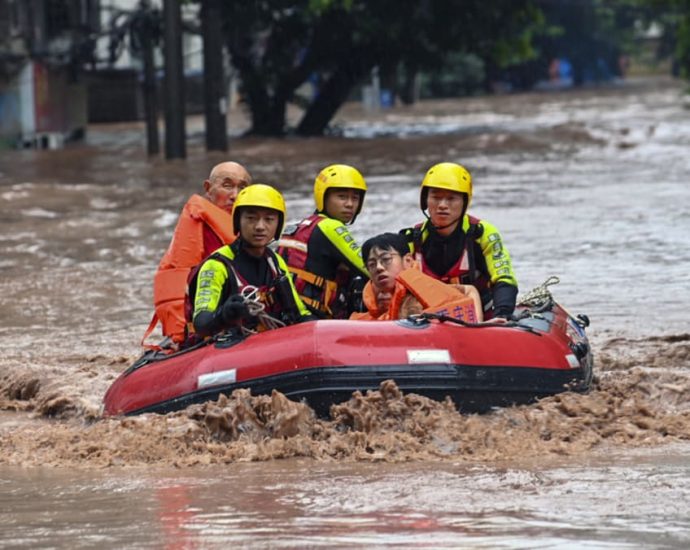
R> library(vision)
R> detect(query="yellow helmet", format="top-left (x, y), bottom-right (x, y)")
top-left (232, 184), bottom-right (286, 239)
top-left (313, 164), bottom-right (367, 219)
top-left (420, 162), bottom-right (473, 211)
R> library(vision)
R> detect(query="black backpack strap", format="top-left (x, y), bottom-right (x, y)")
top-left (399, 225), bottom-right (423, 253)
top-left (463, 223), bottom-right (484, 284)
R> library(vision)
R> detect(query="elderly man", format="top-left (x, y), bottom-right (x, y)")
top-left (142, 161), bottom-right (252, 349)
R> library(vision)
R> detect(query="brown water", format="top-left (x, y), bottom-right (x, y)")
top-left (1, 76), bottom-right (690, 547)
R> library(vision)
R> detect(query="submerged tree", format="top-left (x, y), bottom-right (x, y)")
top-left (530, 0), bottom-right (642, 85)
top-left (640, 0), bottom-right (690, 78)
top-left (216, 0), bottom-right (545, 136)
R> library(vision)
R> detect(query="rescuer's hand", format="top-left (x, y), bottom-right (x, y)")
top-left (221, 295), bottom-right (251, 323)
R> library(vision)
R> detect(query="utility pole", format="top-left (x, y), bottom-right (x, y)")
top-left (163, 0), bottom-right (186, 159)
top-left (201, 0), bottom-right (227, 151)
top-left (139, 1), bottom-right (159, 156)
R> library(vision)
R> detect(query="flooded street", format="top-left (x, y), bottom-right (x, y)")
top-left (3, 449), bottom-right (690, 548)
top-left (1, 76), bottom-right (690, 547)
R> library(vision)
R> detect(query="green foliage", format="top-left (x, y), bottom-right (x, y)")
top-left (308, 0), bottom-right (354, 13)
top-left (213, 0), bottom-right (546, 134)
top-left (526, 0), bottom-right (643, 83)
top-left (135, 0), bottom-right (690, 134)
top-left (419, 54), bottom-right (485, 99)
top-left (677, 17), bottom-right (690, 77)
top-left (490, 4), bottom-right (546, 66)
top-left (633, 0), bottom-right (690, 78)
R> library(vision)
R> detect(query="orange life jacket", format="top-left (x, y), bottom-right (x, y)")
top-left (351, 268), bottom-right (482, 323)
top-left (350, 278), bottom-right (407, 321)
top-left (142, 194), bottom-right (236, 348)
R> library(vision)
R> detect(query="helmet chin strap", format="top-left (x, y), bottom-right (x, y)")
top-left (424, 211), bottom-right (462, 232)
top-left (240, 236), bottom-right (274, 254)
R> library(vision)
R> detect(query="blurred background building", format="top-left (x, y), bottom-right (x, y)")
top-left (0, 0), bottom-right (99, 148)
top-left (0, 0), bottom-right (204, 149)
top-left (0, 0), bottom-right (684, 150)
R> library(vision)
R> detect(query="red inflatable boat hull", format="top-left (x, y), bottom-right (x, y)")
top-left (103, 304), bottom-right (593, 417)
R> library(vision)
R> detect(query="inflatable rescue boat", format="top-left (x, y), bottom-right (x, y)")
top-left (103, 295), bottom-right (593, 417)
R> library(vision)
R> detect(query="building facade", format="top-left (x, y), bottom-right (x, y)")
top-left (0, 0), bottom-right (99, 148)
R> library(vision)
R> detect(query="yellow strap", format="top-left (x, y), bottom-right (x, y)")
top-left (300, 295), bottom-right (322, 310)
top-left (321, 282), bottom-right (337, 315)
top-left (289, 266), bottom-right (328, 289)
top-left (288, 266), bottom-right (338, 314)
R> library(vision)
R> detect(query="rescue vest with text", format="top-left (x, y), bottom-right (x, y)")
top-left (351, 268), bottom-right (483, 322)
top-left (277, 213), bottom-right (368, 318)
top-left (401, 215), bottom-right (517, 313)
top-left (188, 241), bottom-right (310, 333)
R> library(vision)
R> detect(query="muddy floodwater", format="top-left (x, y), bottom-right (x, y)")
top-left (1, 76), bottom-right (689, 547)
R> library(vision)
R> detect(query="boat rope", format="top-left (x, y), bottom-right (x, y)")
top-left (238, 286), bottom-right (287, 334)
top-left (517, 275), bottom-right (589, 328)
top-left (517, 275), bottom-right (560, 312)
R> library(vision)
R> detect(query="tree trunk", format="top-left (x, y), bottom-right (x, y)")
top-left (163, 0), bottom-right (186, 159)
top-left (230, 52), bottom-right (283, 135)
top-left (296, 63), bottom-right (370, 136)
top-left (247, 82), bottom-right (286, 136)
top-left (231, 57), bottom-right (312, 136)
top-left (399, 62), bottom-right (419, 105)
top-left (140, 19), bottom-right (159, 156)
top-left (201, 0), bottom-right (227, 151)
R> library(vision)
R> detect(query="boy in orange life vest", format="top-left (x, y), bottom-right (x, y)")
top-left (277, 164), bottom-right (370, 319)
top-left (350, 233), bottom-right (482, 322)
top-left (142, 161), bottom-right (252, 349)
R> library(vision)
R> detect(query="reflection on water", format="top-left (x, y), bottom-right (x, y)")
top-left (1, 76), bottom-right (690, 547)
top-left (3, 449), bottom-right (690, 548)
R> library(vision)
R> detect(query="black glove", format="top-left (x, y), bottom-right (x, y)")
top-left (492, 282), bottom-right (518, 319)
top-left (347, 276), bottom-right (367, 314)
top-left (221, 295), bottom-right (251, 323)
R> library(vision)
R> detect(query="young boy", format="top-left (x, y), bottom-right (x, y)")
top-left (352, 233), bottom-right (482, 322)
top-left (278, 164), bottom-right (369, 318)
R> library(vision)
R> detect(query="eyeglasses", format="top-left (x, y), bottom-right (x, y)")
top-left (366, 253), bottom-right (400, 271)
